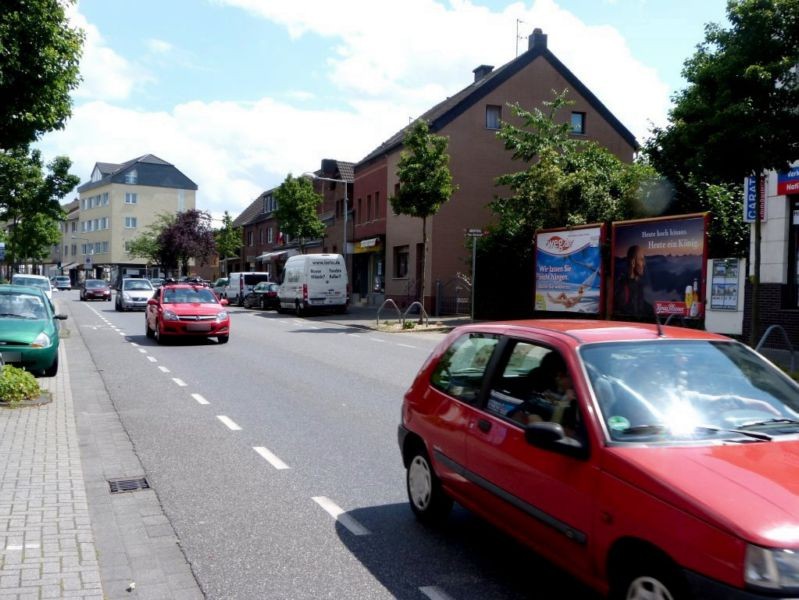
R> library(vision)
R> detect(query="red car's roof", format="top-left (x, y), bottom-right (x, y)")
top-left (455, 319), bottom-right (732, 346)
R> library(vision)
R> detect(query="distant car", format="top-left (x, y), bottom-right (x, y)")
top-left (149, 277), bottom-right (165, 289)
top-left (11, 274), bottom-right (53, 301)
top-left (115, 278), bottom-right (155, 311)
top-left (53, 276), bottom-right (72, 291)
top-left (79, 279), bottom-right (111, 301)
top-left (399, 319), bottom-right (799, 600)
top-left (243, 282), bottom-right (280, 310)
top-left (145, 283), bottom-right (230, 344)
top-left (0, 284), bottom-right (66, 376)
top-left (212, 277), bottom-right (229, 298)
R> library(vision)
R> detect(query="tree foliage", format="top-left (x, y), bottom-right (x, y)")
top-left (0, 147), bottom-right (77, 268)
top-left (156, 209), bottom-right (216, 276)
top-left (390, 119), bottom-right (457, 303)
top-left (0, 0), bottom-right (84, 149)
top-left (274, 174), bottom-right (325, 253)
top-left (492, 90), bottom-right (656, 253)
top-left (126, 212), bottom-right (176, 266)
top-left (214, 211), bottom-right (241, 274)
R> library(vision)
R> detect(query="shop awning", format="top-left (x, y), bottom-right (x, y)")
top-left (255, 249), bottom-right (299, 262)
top-left (60, 262), bottom-right (78, 270)
top-left (353, 238), bottom-right (383, 254)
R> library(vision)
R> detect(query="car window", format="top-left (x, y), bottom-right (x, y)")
top-left (123, 280), bottom-right (153, 291)
top-left (163, 288), bottom-right (218, 303)
top-left (12, 276), bottom-right (50, 291)
top-left (0, 292), bottom-right (48, 319)
top-left (580, 340), bottom-right (799, 442)
top-left (85, 280), bottom-right (105, 288)
top-left (430, 333), bottom-right (500, 403)
top-left (485, 342), bottom-right (582, 437)
top-left (243, 274), bottom-right (270, 286)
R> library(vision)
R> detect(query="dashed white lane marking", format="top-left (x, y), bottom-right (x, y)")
top-left (158, 366), bottom-right (170, 373)
top-left (217, 415), bottom-right (241, 431)
top-left (397, 343), bottom-right (417, 349)
top-left (311, 496), bottom-right (370, 536)
top-left (130, 342), bottom-right (139, 347)
top-left (370, 338), bottom-right (386, 343)
top-left (253, 446), bottom-right (290, 470)
top-left (172, 378), bottom-right (187, 387)
top-left (420, 586), bottom-right (456, 600)
top-left (138, 348), bottom-right (147, 354)
top-left (147, 356), bottom-right (157, 363)
top-left (347, 333), bottom-right (361, 338)
top-left (118, 332), bottom-right (125, 336)
top-left (192, 393), bottom-right (209, 405)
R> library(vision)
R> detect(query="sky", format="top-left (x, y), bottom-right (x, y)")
top-left (36, 0), bottom-right (730, 222)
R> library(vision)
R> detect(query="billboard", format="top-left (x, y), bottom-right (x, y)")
top-left (612, 213), bottom-right (708, 320)
top-left (534, 225), bottom-right (603, 314)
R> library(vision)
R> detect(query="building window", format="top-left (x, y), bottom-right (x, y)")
top-left (124, 169), bottom-right (137, 184)
top-left (102, 192), bottom-right (109, 206)
top-left (268, 227), bottom-right (273, 243)
top-left (247, 231), bottom-right (254, 246)
top-left (71, 244), bottom-right (77, 256)
top-left (394, 245), bottom-right (409, 278)
top-left (125, 192), bottom-right (137, 204)
top-left (124, 216), bottom-right (137, 228)
top-left (358, 198), bottom-right (362, 224)
top-left (571, 112), bottom-right (586, 134)
top-left (367, 195), bottom-right (372, 221)
top-left (178, 189), bottom-right (185, 213)
top-left (375, 191), bottom-right (380, 219)
top-left (64, 245), bottom-right (68, 256)
top-left (259, 228), bottom-right (264, 244)
top-left (486, 105), bottom-right (501, 130)
top-left (124, 241), bottom-right (132, 252)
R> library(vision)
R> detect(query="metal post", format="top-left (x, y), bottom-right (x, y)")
top-left (471, 239), bottom-right (477, 321)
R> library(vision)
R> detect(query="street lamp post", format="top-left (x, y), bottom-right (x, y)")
top-left (303, 173), bottom-right (350, 263)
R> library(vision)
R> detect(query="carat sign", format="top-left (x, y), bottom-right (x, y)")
top-left (744, 176), bottom-right (766, 223)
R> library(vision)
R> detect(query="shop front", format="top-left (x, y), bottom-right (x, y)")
top-left (352, 237), bottom-right (384, 306)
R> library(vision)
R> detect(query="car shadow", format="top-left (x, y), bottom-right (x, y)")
top-left (334, 502), bottom-right (600, 600)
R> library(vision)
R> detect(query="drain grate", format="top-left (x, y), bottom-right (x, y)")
top-left (108, 477), bottom-right (150, 494)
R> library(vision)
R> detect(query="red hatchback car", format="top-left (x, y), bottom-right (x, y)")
top-left (145, 283), bottom-right (230, 344)
top-left (398, 320), bottom-right (799, 599)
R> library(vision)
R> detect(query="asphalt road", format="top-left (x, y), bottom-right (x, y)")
top-left (62, 290), bottom-right (598, 600)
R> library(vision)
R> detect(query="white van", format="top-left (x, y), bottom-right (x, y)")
top-left (12, 274), bottom-right (53, 301)
top-left (278, 254), bottom-right (348, 316)
top-left (227, 271), bottom-right (271, 306)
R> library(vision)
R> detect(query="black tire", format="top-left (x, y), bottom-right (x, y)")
top-left (154, 321), bottom-right (167, 345)
top-left (217, 335), bottom-right (229, 344)
top-left (610, 553), bottom-right (688, 600)
top-left (406, 446), bottom-right (452, 525)
top-left (43, 355), bottom-right (59, 377)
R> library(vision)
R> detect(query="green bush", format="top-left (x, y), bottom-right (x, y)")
top-left (0, 365), bottom-right (42, 404)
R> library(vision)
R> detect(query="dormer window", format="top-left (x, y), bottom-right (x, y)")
top-left (124, 169), bottom-right (138, 184)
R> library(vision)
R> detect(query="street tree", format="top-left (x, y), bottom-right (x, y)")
top-left (645, 0), bottom-right (799, 344)
top-left (492, 91), bottom-right (654, 248)
top-left (0, 0), bottom-right (84, 149)
top-left (0, 147), bottom-right (78, 274)
top-left (7, 213), bottom-right (62, 267)
top-left (156, 209), bottom-right (216, 277)
top-left (214, 211), bottom-right (242, 275)
top-left (274, 174), bottom-right (325, 254)
top-left (126, 213), bottom-right (177, 270)
top-left (390, 119), bottom-right (457, 306)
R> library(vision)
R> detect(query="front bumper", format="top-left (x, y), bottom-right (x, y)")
top-left (684, 569), bottom-right (799, 599)
top-left (159, 320), bottom-right (230, 337)
top-left (0, 345), bottom-right (58, 372)
top-left (121, 297), bottom-right (150, 310)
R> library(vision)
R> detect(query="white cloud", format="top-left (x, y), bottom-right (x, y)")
top-left (40, 0), bottom-right (672, 224)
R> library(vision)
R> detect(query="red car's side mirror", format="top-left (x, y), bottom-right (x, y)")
top-left (220, 298), bottom-right (229, 306)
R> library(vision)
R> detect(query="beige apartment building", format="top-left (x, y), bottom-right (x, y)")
top-left (74, 154), bottom-right (197, 282)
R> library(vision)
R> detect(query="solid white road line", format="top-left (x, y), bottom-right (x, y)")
top-left (191, 393), bottom-right (209, 405)
top-left (172, 378), bottom-right (187, 387)
top-left (420, 586), bottom-right (457, 600)
top-left (253, 446), bottom-right (290, 470)
top-left (158, 366), bottom-right (170, 373)
top-left (217, 415), bottom-right (241, 431)
top-left (311, 496), bottom-right (370, 536)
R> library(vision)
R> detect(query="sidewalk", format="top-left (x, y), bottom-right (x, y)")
top-left (0, 299), bottom-right (203, 600)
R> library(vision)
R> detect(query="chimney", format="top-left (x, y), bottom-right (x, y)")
top-left (472, 64), bottom-right (494, 82)
top-left (528, 27), bottom-right (547, 51)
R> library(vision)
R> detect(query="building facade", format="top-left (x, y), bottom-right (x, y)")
top-left (75, 155), bottom-right (197, 282)
top-left (356, 28), bottom-right (638, 311)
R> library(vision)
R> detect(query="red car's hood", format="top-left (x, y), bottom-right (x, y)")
top-left (167, 303), bottom-right (225, 315)
top-left (606, 440), bottom-right (799, 546)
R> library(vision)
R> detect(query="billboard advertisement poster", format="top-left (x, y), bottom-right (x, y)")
top-left (612, 214), bottom-right (708, 320)
top-left (534, 226), bottom-right (602, 314)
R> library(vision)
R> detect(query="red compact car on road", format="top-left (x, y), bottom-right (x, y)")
top-left (398, 320), bottom-right (799, 599)
top-left (145, 283), bottom-right (230, 344)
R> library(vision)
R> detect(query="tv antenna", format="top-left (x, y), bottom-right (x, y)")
top-left (515, 18), bottom-right (526, 57)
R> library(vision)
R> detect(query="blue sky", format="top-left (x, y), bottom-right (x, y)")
top-left (37, 0), bottom-right (729, 221)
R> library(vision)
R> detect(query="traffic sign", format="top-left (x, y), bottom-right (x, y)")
top-left (465, 228), bottom-right (485, 237)
top-left (84, 255), bottom-right (93, 270)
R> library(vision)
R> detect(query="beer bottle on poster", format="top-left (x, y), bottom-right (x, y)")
top-left (690, 278), bottom-right (700, 317)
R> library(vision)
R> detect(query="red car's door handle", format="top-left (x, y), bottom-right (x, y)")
top-left (477, 419), bottom-right (492, 433)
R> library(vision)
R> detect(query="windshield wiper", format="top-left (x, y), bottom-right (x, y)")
top-left (738, 418), bottom-right (799, 430)
top-left (620, 423), bottom-right (771, 441)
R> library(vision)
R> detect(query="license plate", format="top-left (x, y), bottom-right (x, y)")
top-left (1, 352), bottom-right (22, 363)
top-left (186, 323), bottom-right (211, 332)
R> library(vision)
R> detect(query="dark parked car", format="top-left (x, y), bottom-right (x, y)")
top-left (243, 282), bottom-right (280, 310)
top-left (399, 319), bottom-right (799, 600)
top-left (79, 279), bottom-right (112, 301)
